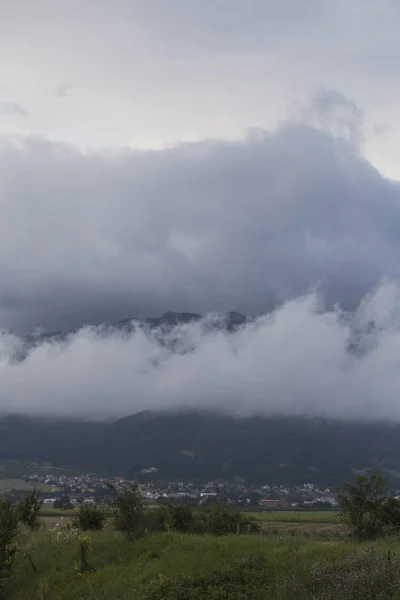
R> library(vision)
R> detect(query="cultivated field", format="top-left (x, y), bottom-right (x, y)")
top-left (245, 510), bottom-right (340, 523)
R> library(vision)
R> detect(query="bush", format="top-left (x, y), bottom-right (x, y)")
top-left (74, 502), bottom-right (107, 531)
top-left (113, 484), bottom-right (145, 540)
top-left (162, 505), bottom-right (194, 533)
top-left (195, 504), bottom-right (260, 536)
top-left (338, 472), bottom-right (400, 540)
top-left (0, 495), bottom-right (20, 595)
top-left (17, 489), bottom-right (42, 532)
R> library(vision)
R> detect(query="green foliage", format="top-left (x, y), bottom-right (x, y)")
top-left (74, 502), bottom-right (107, 531)
top-left (195, 504), bottom-right (261, 536)
top-left (161, 504), bottom-right (194, 533)
top-left (337, 472), bottom-right (400, 540)
top-left (113, 484), bottom-right (145, 540)
top-left (309, 546), bottom-right (400, 600)
top-left (7, 529), bottom-right (400, 600)
top-left (76, 535), bottom-right (91, 574)
top-left (154, 504), bottom-right (260, 536)
top-left (18, 489), bottom-right (43, 531)
top-left (149, 552), bottom-right (272, 599)
top-left (0, 495), bottom-right (19, 594)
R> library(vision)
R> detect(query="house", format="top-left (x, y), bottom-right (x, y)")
top-left (259, 499), bottom-right (281, 508)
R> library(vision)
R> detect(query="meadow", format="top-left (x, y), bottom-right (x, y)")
top-left (4, 509), bottom-right (400, 599)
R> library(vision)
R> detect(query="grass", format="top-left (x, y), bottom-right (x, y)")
top-left (5, 524), bottom-right (400, 599)
top-left (3, 507), bottom-right (400, 599)
top-left (40, 508), bottom-right (79, 517)
top-left (246, 510), bottom-right (340, 523)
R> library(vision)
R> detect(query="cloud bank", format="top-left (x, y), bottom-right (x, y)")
top-left (1, 282), bottom-right (400, 421)
top-left (0, 92), bottom-right (399, 421)
top-left (1, 104), bottom-right (400, 333)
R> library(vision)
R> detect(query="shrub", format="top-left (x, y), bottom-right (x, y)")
top-left (163, 505), bottom-right (194, 533)
top-left (74, 502), bottom-right (107, 531)
top-left (17, 489), bottom-right (43, 532)
top-left (338, 472), bottom-right (400, 540)
top-left (195, 504), bottom-right (260, 536)
top-left (0, 495), bottom-right (20, 595)
top-left (113, 484), bottom-right (145, 540)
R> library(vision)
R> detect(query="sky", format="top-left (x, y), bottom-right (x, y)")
top-left (2, 0), bottom-right (400, 419)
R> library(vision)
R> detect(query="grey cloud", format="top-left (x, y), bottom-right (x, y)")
top-left (0, 101), bottom-right (28, 118)
top-left (55, 84), bottom-right (73, 98)
top-left (0, 111), bottom-right (399, 333)
top-left (300, 89), bottom-right (364, 146)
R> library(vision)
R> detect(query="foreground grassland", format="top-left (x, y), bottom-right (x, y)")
top-left (5, 514), bottom-right (400, 600)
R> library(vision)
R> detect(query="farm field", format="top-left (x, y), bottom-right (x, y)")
top-left (246, 510), bottom-right (340, 523)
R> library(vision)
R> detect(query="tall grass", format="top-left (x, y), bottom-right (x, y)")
top-left (6, 527), bottom-right (400, 599)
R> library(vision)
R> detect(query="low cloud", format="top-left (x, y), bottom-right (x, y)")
top-left (1, 282), bottom-right (400, 421)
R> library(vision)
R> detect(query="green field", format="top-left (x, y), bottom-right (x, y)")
top-left (40, 508), bottom-right (79, 517)
top-left (246, 510), bottom-right (340, 523)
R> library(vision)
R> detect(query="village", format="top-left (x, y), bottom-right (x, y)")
top-left (13, 468), bottom-right (340, 509)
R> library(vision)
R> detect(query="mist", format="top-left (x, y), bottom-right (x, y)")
top-left (1, 281), bottom-right (400, 421)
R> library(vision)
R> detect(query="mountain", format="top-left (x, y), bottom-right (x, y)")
top-left (1, 410), bottom-right (400, 486)
top-left (1, 311), bottom-right (393, 486)
top-left (12, 311), bottom-right (248, 361)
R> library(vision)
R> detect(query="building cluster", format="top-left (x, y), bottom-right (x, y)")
top-left (15, 470), bottom-right (339, 509)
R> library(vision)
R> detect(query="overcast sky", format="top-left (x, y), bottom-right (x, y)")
top-left (2, 1), bottom-right (400, 418)
top-left (1, 0), bottom-right (400, 174)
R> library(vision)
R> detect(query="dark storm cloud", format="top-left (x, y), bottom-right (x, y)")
top-left (0, 105), bottom-right (399, 333)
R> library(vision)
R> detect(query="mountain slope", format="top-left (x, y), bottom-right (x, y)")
top-left (1, 411), bottom-right (400, 486)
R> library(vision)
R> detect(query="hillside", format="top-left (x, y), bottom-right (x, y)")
top-left (1, 411), bottom-right (400, 486)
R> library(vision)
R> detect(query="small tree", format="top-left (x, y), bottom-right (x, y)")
top-left (75, 502), bottom-right (107, 531)
top-left (113, 484), bottom-right (144, 541)
top-left (337, 472), bottom-right (392, 540)
top-left (0, 495), bottom-right (20, 594)
top-left (196, 504), bottom-right (244, 536)
top-left (160, 504), bottom-right (194, 533)
top-left (18, 489), bottom-right (43, 531)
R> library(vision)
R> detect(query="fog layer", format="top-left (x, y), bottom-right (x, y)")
top-left (1, 282), bottom-right (400, 420)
